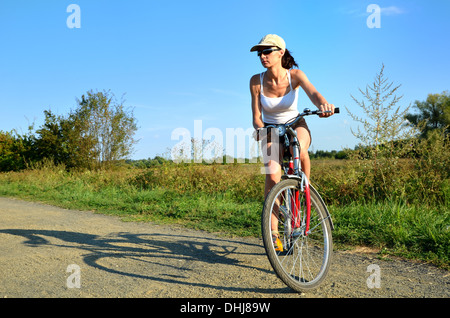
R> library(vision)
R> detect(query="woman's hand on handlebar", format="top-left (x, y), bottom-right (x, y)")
top-left (319, 104), bottom-right (335, 118)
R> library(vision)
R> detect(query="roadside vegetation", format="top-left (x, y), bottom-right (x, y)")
top-left (0, 67), bottom-right (449, 269)
top-left (0, 158), bottom-right (448, 268)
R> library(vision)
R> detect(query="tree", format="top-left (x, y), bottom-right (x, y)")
top-left (346, 64), bottom-right (414, 161)
top-left (0, 130), bottom-right (27, 171)
top-left (33, 90), bottom-right (138, 169)
top-left (405, 91), bottom-right (450, 137)
top-left (0, 126), bottom-right (37, 171)
top-left (68, 90), bottom-right (138, 167)
top-left (34, 110), bottom-right (72, 166)
top-left (71, 90), bottom-right (138, 167)
top-left (345, 64), bottom-right (417, 199)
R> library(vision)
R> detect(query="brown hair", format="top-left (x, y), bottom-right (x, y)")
top-left (282, 49), bottom-right (299, 69)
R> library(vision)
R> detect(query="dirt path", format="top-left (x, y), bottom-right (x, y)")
top-left (0, 197), bottom-right (448, 298)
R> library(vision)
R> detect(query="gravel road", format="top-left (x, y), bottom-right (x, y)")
top-left (0, 197), bottom-right (448, 298)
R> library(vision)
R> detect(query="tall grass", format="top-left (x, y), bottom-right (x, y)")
top-left (0, 162), bottom-right (264, 236)
top-left (332, 202), bottom-right (449, 268)
top-left (0, 159), bottom-right (448, 268)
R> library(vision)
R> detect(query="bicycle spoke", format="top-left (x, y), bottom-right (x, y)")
top-left (263, 181), bottom-right (332, 290)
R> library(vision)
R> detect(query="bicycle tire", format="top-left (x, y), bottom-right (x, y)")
top-left (261, 178), bottom-right (333, 292)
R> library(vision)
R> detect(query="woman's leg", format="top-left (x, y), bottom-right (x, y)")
top-left (262, 136), bottom-right (283, 233)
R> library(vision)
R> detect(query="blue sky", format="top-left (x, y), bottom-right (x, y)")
top-left (1, 0), bottom-right (449, 160)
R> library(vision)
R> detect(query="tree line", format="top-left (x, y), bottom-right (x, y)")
top-left (1, 77), bottom-right (449, 172)
top-left (0, 90), bottom-right (137, 171)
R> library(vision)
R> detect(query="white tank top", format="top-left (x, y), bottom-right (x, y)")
top-left (260, 70), bottom-right (299, 124)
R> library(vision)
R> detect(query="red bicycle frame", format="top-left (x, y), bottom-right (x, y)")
top-left (287, 160), bottom-right (311, 236)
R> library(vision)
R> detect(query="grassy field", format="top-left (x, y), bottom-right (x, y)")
top-left (0, 160), bottom-right (448, 269)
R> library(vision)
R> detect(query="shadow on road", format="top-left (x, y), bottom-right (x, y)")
top-left (0, 228), bottom-right (292, 295)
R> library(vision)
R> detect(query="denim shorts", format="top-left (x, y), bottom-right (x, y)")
top-left (263, 117), bottom-right (312, 147)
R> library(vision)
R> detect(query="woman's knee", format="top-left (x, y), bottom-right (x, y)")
top-left (265, 173), bottom-right (280, 184)
top-left (300, 149), bottom-right (310, 161)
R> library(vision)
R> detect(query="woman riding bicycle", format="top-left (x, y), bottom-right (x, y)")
top-left (249, 34), bottom-right (335, 249)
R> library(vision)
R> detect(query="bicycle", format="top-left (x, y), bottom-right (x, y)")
top-left (260, 107), bottom-right (339, 292)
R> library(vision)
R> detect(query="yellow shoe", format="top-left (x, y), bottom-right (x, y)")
top-left (272, 234), bottom-right (283, 252)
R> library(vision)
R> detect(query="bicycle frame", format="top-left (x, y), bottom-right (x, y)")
top-left (279, 125), bottom-right (310, 235)
top-left (284, 125), bottom-right (311, 236)
top-left (264, 108), bottom-right (339, 237)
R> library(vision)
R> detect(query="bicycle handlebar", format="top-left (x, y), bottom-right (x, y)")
top-left (302, 107), bottom-right (340, 116)
top-left (264, 107), bottom-right (340, 130)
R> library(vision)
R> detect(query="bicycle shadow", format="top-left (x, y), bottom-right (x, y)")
top-left (0, 228), bottom-right (293, 295)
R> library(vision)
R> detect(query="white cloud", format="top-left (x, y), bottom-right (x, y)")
top-left (210, 88), bottom-right (246, 99)
top-left (380, 6), bottom-right (404, 16)
top-left (341, 5), bottom-right (405, 17)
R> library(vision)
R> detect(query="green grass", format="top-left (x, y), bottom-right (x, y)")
top-left (332, 202), bottom-right (449, 268)
top-left (0, 161), bottom-right (448, 269)
top-left (0, 164), bottom-right (264, 237)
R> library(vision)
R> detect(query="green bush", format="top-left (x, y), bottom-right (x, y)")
top-left (0, 130), bottom-right (30, 171)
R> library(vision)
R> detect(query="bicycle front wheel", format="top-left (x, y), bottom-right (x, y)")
top-left (261, 178), bottom-right (333, 292)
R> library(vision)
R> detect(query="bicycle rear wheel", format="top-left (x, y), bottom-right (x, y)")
top-left (261, 178), bottom-right (333, 292)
